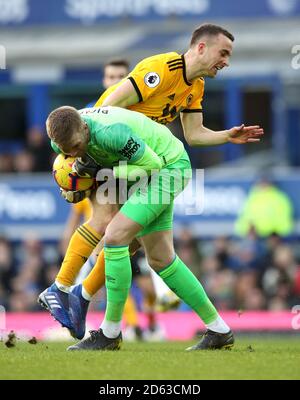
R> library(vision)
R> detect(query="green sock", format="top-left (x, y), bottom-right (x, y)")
top-left (158, 255), bottom-right (218, 324)
top-left (104, 245), bottom-right (132, 322)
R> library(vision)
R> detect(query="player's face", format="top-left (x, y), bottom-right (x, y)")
top-left (102, 65), bottom-right (128, 89)
top-left (59, 124), bottom-right (89, 158)
top-left (199, 34), bottom-right (233, 78)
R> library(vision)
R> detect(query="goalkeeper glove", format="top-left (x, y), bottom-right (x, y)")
top-left (73, 155), bottom-right (100, 178)
top-left (60, 188), bottom-right (92, 204)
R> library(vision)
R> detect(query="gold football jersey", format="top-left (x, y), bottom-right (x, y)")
top-left (95, 52), bottom-right (204, 125)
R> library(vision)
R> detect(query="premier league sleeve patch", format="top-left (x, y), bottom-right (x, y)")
top-left (144, 72), bottom-right (160, 88)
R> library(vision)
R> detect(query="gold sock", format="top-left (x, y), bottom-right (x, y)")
top-left (123, 294), bottom-right (139, 327)
top-left (56, 223), bottom-right (101, 287)
top-left (82, 248), bottom-right (106, 296)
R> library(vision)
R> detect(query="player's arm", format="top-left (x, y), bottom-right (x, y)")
top-left (100, 58), bottom-right (167, 108)
top-left (98, 123), bottom-right (162, 179)
top-left (180, 112), bottom-right (264, 146)
top-left (101, 79), bottom-right (140, 108)
top-left (113, 145), bottom-right (163, 179)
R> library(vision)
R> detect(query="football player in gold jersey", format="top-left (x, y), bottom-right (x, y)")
top-left (96, 52), bottom-right (205, 126)
top-left (49, 24), bottom-right (263, 345)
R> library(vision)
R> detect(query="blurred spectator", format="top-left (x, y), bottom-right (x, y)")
top-left (175, 228), bottom-right (202, 279)
top-left (201, 255), bottom-right (236, 309)
top-left (8, 292), bottom-right (33, 312)
top-left (262, 245), bottom-right (299, 309)
top-left (26, 126), bottom-right (52, 172)
top-left (242, 288), bottom-right (266, 310)
top-left (213, 236), bottom-right (232, 268)
top-left (262, 233), bottom-right (283, 267)
top-left (16, 234), bottom-right (44, 264)
top-left (201, 255), bottom-right (221, 292)
top-left (10, 259), bottom-right (41, 311)
top-left (212, 236), bottom-right (241, 271)
top-left (0, 128), bottom-right (52, 173)
top-left (0, 236), bottom-right (16, 308)
top-left (234, 227), bottom-right (266, 271)
top-left (234, 270), bottom-right (259, 310)
top-left (13, 150), bottom-right (35, 172)
top-left (0, 153), bottom-right (14, 172)
top-left (40, 263), bottom-right (60, 289)
top-left (7, 233), bottom-right (60, 311)
top-left (235, 177), bottom-right (294, 237)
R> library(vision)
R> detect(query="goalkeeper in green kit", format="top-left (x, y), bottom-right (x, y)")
top-left (46, 105), bottom-right (234, 351)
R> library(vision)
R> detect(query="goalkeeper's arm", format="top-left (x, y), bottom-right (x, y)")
top-left (113, 144), bottom-right (163, 179)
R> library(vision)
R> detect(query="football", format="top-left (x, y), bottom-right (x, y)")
top-left (52, 154), bottom-right (94, 191)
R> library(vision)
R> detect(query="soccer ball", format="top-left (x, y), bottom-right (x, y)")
top-left (52, 154), bottom-right (94, 191)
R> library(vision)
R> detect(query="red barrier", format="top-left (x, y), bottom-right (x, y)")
top-left (0, 310), bottom-right (297, 341)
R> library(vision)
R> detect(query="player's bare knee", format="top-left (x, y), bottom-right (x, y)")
top-left (87, 211), bottom-right (117, 235)
top-left (101, 213), bottom-right (117, 228)
top-left (86, 217), bottom-right (107, 236)
top-left (147, 255), bottom-right (174, 271)
top-left (104, 227), bottom-right (130, 246)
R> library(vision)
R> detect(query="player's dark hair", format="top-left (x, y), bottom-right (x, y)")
top-left (190, 23), bottom-right (234, 46)
top-left (104, 59), bottom-right (130, 70)
top-left (46, 106), bottom-right (83, 146)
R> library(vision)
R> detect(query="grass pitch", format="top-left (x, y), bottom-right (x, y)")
top-left (0, 336), bottom-right (299, 380)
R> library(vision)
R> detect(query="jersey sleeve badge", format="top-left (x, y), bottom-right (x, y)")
top-left (144, 72), bottom-right (160, 88)
top-left (186, 94), bottom-right (194, 106)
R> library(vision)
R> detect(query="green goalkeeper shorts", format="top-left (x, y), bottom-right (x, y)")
top-left (120, 150), bottom-right (191, 237)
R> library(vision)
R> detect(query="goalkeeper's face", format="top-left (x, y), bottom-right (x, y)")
top-left (59, 123), bottom-right (89, 158)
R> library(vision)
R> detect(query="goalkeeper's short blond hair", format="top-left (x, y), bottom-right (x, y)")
top-left (46, 106), bottom-right (84, 148)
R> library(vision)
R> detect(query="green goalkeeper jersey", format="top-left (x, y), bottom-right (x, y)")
top-left (51, 106), bottom-right (185, 178)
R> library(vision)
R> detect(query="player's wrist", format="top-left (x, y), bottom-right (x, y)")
top-left (226, 129), bottom-right (234, 143)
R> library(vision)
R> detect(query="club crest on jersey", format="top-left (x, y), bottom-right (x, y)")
top-left (144, 72), bottom-right (160, 88)
top-left (186, 94), bottom-right (194, 106)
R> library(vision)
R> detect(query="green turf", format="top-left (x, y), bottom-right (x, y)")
top-left (0, 336), bottom-right (299, 380)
